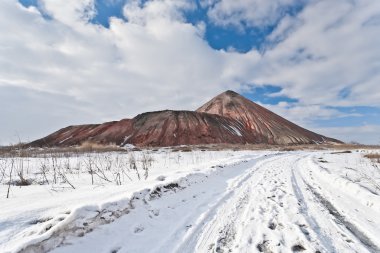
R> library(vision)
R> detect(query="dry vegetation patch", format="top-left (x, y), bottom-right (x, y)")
top-left (365, 153), bottom-right (380, 163)
top-left (0, 143), bottom-right (157, 199)
top-left (0, 142), bottom-right (128, 158)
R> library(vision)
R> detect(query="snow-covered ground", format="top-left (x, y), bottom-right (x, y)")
top-left (1, 149), bottom-right (380, 253)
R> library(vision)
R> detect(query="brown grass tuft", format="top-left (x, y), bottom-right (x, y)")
top-left (365, 153), bottom-right (380, 163)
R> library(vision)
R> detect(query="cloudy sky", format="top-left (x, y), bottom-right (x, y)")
top-left (1, 0), bottom-right (380, 145)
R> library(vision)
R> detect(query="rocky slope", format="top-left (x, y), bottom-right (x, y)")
top-left (29, 91), bottom-right (341, 147)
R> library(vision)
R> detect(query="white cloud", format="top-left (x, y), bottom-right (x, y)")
top-left (254, 0), bottom-right (380, 107)
top-left (1, 0), bottom-right (380, 144)
top-left (203, 0), bottom-right (380, 109)
top-left (314, 125), bottom-right (380, 145)
top-left (263, 102), bottom-right (380, 144)
top-left (123, 0), bottom-right (194, 25)
top-left (263, 102), bottom-right (343, 126)
top-left (0, 0), bottom-right (257, 143)
top-left (39, 0), bottom-right (96, 26)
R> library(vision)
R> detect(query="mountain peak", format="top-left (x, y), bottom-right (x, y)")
top-left (221, 90), bottom-right (239, 96)
top-left (196, 90), bottom-right (253, 116)
top-left (215, 90), bottom-right (244, 100)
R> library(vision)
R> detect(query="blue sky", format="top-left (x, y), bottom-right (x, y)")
top-left (1, 0), bottom-right (380, 144)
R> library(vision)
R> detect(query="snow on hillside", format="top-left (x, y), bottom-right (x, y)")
top-left (1, 149), bottom-right (380, 253)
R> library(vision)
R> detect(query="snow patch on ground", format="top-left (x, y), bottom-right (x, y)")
top-left (1, 149), bottom-right (380, 253)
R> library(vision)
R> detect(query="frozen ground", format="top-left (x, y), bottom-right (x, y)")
top-left (1, 149), bottom-right (380, 253)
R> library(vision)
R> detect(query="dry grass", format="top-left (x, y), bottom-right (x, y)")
top-left (78, 141), bottom-right (125, 152)
top-left (167, 143), bottom-right (380, 152)
top-left (0, 142), bottom-right (128, 158)
top-left (1, 141), bottom-right (379, 157)
top-left (365, 153), bottom-right (380, 163)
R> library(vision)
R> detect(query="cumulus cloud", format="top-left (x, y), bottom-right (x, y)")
top-left (256, 0), bottom-right (380, 107)
top-left (0, 0), bottom-right (380, 144)
top-left (0, 0), bottom-right (259, 143)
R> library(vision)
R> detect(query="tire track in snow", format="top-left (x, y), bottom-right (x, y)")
top-left (180, 153), bottom-right (319, 253)
top-left (294, 154), bottom-right (380, 253)
top-left (290, 158), bottom-right (338, 253)
top-left (185, 152), bottom-right (380, 253)
top-left (173, 154), bottom-right (291, 253)
top-left (305, 182), bottom-right (380, 253)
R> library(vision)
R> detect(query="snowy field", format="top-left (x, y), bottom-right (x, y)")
top-left (0, 148), bottom-right (380, 253)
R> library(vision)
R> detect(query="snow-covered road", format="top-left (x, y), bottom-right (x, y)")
top-left (4, 151), bottom-right (380, 253)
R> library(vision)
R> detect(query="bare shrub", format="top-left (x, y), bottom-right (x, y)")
top-left (115, 155), bottom-right (133, 183)
top-left (141, 152), bottom-right (154, 179)
top-left (84, 154), bottom-right (95, 185)
top-left (51, 154), bottom-right (59, 184)
top-left (93, 154), bottom-right (112, 183)
top-left (39, 157), bottom-right (50, 185)
top-left (0, 159), bottom-right (8, 184)
top-left (16, 167), bottom-right (31, 186)
top-left (113, 155), bottom-right (123, 185)
top-left (129, 153), bottom-right (140, 180)
top-left (6, 157), bottom-right (15, 198)
top-left (1, 145), bottom-right (164, 199)
top-left (58, 170), bottom-right (76, 189)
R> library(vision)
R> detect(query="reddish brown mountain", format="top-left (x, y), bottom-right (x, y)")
top-left (196, 90), bottom-right (335, 144)
top-left (29, 90), bottom-right (341, 147)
